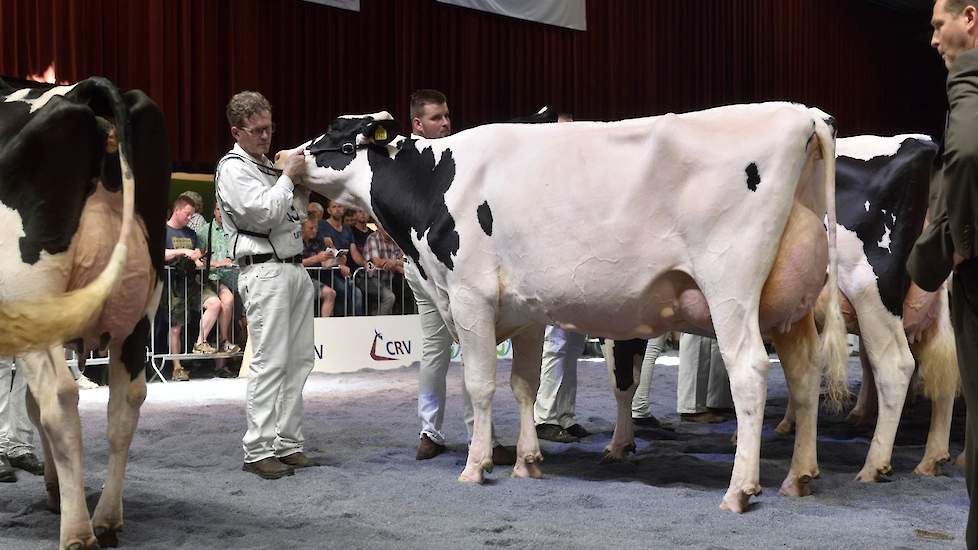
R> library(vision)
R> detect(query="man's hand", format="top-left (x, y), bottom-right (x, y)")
top-left (283, 149), bottom-right (307, 179)
top-left (339, 265), bottom-right (351, 278)
top-left (187, 249), bottom-right (203, 261)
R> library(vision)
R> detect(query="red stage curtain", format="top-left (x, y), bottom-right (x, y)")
top-left (0, 0), bottom-right (947, 172)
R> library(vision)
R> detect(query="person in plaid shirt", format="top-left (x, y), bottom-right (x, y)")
top-left (362, 225), bottom-right (404, 315)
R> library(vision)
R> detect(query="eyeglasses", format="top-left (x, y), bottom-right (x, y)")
top-left (238, 123), bottom-right (276, 137)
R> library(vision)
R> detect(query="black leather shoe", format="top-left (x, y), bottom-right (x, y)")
top-left (242, 457), bottom-right (294, 479)
top-left (491, 445), bottom-right (517, 466)
top-left (8, 452), bottom-right (44, 476)
top-left (0, 455), bottom-right (16, 483)
top-left (565, 424), bottom-right (591, 438)
top-left (632, 415), bottom-right (661, 428)
top-left (536, 423), bottom-right (578, 443)
top-left (415, 434), bottom-right (446, 460)
top-left (279, 452), bottom-right (316, 468)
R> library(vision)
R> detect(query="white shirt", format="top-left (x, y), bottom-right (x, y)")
top-left (216, 143), bottom-right (303, 261)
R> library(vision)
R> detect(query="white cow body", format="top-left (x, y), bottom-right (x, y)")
top-left (295, 102), bottom-right (847, 512)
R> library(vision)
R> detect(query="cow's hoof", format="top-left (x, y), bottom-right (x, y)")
top-left (778, 473), bottom-right (814, 497)
top-left (458, 465), bottom-right (486, 484)
top-left (855, 463), bottom-right (891, 482)
top-left (94, 525), bottom-right (120, 548)
top-left (913, 453), bottom-right (950, 477)
top-left (955, 452), bottom-right (966, 467)
top-left (599, 443), bottom-right (636, 464)
top-left (511, 460), bottom-right (543, 479)
top-left (719, 485), bottom-right (759, 513)
top-left (774, 419), bottom-right (795, 435)
top-left (64, 535), bottom-right (100, 550)
top-left (45, 481), bottom-right (60, 514)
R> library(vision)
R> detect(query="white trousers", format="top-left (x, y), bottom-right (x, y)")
top-left (405, 263), bottom-right (495, 446)
top-left (0, 357), bottom-right (33, 457)
top-left (632, 335), bottom-right (668, 418)
top-left (534, 326), bottom-right (586, 428)
top-left (677, 333), bottom-right (732, 414)
top-left (238, 262), bottom-right (315, 463)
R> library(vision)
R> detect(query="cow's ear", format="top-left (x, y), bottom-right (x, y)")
top-left (363, 120), bottom-right (398, 146)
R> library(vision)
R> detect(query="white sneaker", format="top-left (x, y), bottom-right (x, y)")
top-left (76, 374), bottom-right (99, 390)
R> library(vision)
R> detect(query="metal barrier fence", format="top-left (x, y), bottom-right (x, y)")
top-left (144, 264), bottom-right (417, 383)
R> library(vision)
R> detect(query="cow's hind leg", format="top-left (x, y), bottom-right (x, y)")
top-left (25, 387), bottom-right (60, 513)
top-left (771, 311), bottom-right (820, 497)
top-left (92, 327), bottom-right (148, 547)
top-left (509, 326), bottom-right (545, 479)
top-left (20, 345), bottom-right (98, 550)
top-left (600, 339), bottom-right (644, 462)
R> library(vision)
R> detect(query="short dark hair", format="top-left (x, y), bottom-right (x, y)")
top-left (410, 89), bottom-right (447, 119)
top-left (226, 91), bottom-right (271, 128)
top-left (172, 195), bottom-right (196, 212)
top-left (942, 0), bottom-right (977, 15)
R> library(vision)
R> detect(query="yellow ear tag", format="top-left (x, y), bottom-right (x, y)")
top-left (374, 127), bottom-right (388, 141)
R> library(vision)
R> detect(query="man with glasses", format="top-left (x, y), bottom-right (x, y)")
top-left (216, 91), bottom-right (314, 480)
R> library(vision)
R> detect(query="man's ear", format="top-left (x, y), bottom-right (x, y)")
top-left (967, 5), bottom-right (978, 29)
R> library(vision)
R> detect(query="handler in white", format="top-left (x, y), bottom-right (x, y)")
top-left (216, 91), bottom-right (315, 480)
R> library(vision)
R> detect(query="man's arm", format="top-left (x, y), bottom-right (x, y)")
top-left (217, 151), bottom-right (305, 229)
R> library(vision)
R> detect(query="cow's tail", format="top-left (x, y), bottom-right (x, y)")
top-left (913, 286), bottom-right (960, 400)
top-left (0, 78), bottom-right (134, 355)
top-left (813, 114), bottom-right (849, 411)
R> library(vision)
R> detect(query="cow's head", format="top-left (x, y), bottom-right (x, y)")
top-left (298, 111), bottom-right (402, 212)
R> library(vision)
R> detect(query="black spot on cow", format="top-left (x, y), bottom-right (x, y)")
top-left (477, 201), bottom-right (493, 236)
top-left (599, 338), bottom-right (648, 391)
top-left (122, 316), bottom-right (151, 380)
top-left (366, 139), bottom-right (459, 280)
top-left (836, 137), bottom-right (938, 317)
top-left (745, 162), bottom-right (761, 192)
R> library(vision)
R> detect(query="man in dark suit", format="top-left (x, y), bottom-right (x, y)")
top-left (910, 1), bottom-right (978, 546)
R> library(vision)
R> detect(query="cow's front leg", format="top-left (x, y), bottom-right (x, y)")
top-left (509, 326), bottom-right (545, 479)
top-left (455, 304), bottom-right (499, 484)
top-left (600, 339), bottom-right (644, 463)
top-left (92, 337), bottom-right (148, 547)
top-left (20, 346), bottom-right (98, 550)
top-left (714, 313), bottom-right (769, 514)
top-left (910, 306), bottom-right (959, 476)
top-left (771, 312), bottom-right (820, 497)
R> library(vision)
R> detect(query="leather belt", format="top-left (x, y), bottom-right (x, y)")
top-left (239, 253), bottom-right (303, 267)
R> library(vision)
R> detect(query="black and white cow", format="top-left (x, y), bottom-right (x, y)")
top-left (778, 134), bottom-right (958, 481)
top-left (288, 102), bottom-right (848, 513)
top-left (0, 76), bottom-right (169, 549)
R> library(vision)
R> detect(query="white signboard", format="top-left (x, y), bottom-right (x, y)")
top-left (312, 315), bottom-right (512, 374)
top-left (436, 0), bottom-right (586, 31)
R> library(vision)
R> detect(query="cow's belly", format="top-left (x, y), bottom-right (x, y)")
top-left (0, 203), bottom-right (73, 302)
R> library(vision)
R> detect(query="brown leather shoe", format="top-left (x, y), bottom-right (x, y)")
top-left (279, 452), bottom-right (315, 468)
top-left (242, 457), bottom-right (294, 479)
top-left (415, 434), bottom-right (446, 460)
top-left (491, 445), bottom-right (516, 466)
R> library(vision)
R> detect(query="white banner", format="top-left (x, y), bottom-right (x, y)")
top-left (436, 0), bottom-right (586, 31)
top-left (300, 0), bottom-right (360, 12)
top-left (312, 314), bottom-right (512, 374)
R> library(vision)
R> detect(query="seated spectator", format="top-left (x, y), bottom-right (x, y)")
top-left (307, 201), bottom-right (325, 226)
top-left (196, 203), bottom-right (242, 378)
top-left (362, 225), bottom-right (404, 315)
top-left (317, 201), bottom-right (364, 315)
top-left (350, 209), bottom-right (374, 268)
top-left (300, 219), bottom-right (338, 317)
top-left (178, 190), bottom-right (208, 233)
top-left (163, 195), bottom-right (225, 381)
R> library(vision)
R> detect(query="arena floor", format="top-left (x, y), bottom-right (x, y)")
top-left (0, 353), bottom-right (968, 549)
